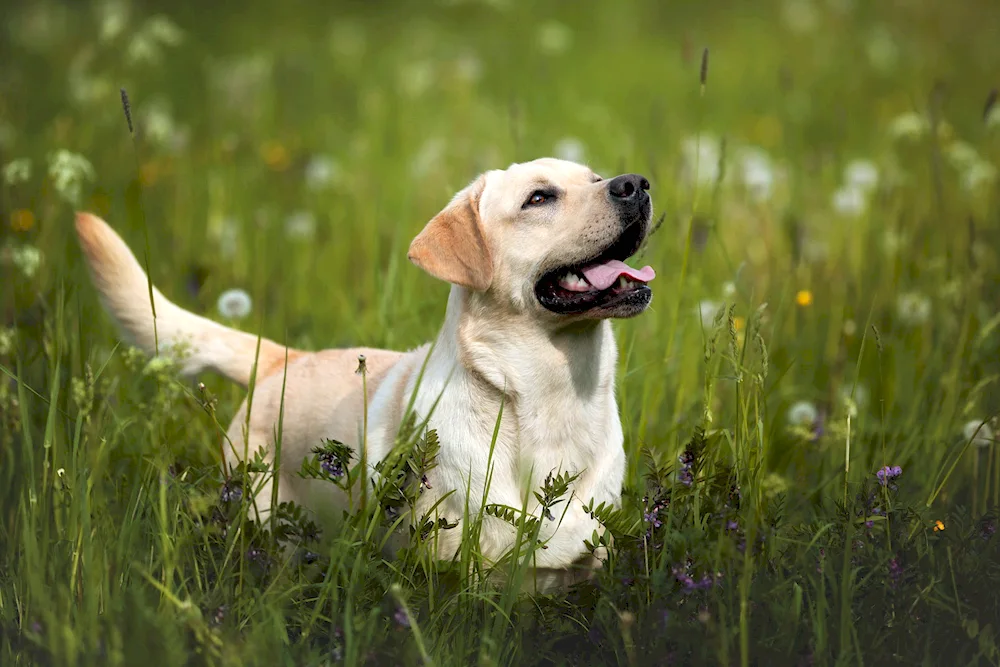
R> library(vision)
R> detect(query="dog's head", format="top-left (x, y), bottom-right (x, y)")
top-left (408, 157), bottom-right (655, 321)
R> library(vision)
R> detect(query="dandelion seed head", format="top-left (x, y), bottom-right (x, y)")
top-left (844, 159), bottom-right (879, 192)
top-left (284, 211), bottom-right (317, 240)
top-left (680, 135), bottom-right (722, 187)
top-left (963, 420), bottom-right (995, 447)
top-left (831, 184), bottom-right (867, 218)
top-left (553, 137), bottom-right (586, 164)
top-left (787, 400), bottom-right (819, 427)
top-left (217, 288), bottom-right (252, 320)
top-left (697, 299), bottom-right (723, 329)
top-left (895, 291), bottom-right (931, 326)
top-left (738, 147), bottom-right (775, 202)
top-left (305, 155), bottom-right (340, 190)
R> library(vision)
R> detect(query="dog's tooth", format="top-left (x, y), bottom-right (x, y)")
top-left (618, 276), bottom-right (627, 289)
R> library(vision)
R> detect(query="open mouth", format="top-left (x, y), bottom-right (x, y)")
top-left (534, 222), bottom-right (656, 317)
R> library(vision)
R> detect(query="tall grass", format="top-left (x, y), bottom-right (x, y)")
top-left (3, 0), bottom-right (1000, 664)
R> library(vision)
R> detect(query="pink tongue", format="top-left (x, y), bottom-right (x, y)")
top-left (580, 260), bottom-right (656, 290)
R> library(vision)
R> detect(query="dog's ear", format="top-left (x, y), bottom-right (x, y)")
top-left (408, 175), bottom-right (493, 292)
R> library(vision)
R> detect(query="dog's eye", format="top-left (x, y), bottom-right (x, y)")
top-left (524, 191), bottom-right (553, 208)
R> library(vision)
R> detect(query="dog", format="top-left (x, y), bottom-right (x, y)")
top-left (74, 157), bottom-right (656, 591)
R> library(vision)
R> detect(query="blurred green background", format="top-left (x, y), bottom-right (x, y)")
top-left (3, 0), bottom-right (1000, 663)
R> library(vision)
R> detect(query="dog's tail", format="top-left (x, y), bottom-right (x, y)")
top-left (74, 212), bottom-right (299, 388)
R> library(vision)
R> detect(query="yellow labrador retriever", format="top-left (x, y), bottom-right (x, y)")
top-left (75, 157), bottom-right (655, 590)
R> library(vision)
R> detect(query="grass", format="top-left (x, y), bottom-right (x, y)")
top-left (3, 0), bottom-right (1000, 664)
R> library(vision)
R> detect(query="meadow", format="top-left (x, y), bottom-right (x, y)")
top-left (3, 0), bottom-right (1000, 664)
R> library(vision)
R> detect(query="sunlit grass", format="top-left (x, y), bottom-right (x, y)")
top-left (3, 0), bottom-right (1000, 664)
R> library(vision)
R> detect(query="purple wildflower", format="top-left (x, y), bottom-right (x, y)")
top-left (677, 450), bottom-right (695, 487)
top-left (220, 481), bottom-right (242, 504)
top-left (809, 408), bottom-right (826, 441)
top-left (211, 605), bottom-right (227, 626)
top-left (393, 607), bottom-right (410, 628)
top-left (980, 519), bottom-right (997, 541)
top-left (888, 557), bottom-right (902, 589)
top-left (672, 564), bottom-right (717, 594)
top-left (319, 452), bottom-right (344, 478)
top-left (876, 465), bottom-right (902, 487)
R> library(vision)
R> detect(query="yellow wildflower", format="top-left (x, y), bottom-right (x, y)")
top-left (10, 209), bottom-right (35, 232)
top-left (260, 141), bottom-right (291, 171)
top-left (796, 290), bottom-right (813, 307)
top-left (933, 520), bottom-right (945, 532)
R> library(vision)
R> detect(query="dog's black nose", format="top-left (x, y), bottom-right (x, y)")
top-left (607, 174), bottom-right (651, 200)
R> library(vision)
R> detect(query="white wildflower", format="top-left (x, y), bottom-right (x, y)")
top-left (987, 106), bottom-right (1000, 130)
top-left (553, 138), bottom-right (586, 163)
top-left (738, 147), bottom-right (775, 202)
top-left (787, 400), bottom-right (819, 426)
top-left (0, 327), bottom-right (15, 356)
top-left (895, 291), bottom-right (931, 326)
top-left (3, 158), bottom-right (32, 186)
top-left (680, 135), bottom-right (722, 188)
top-left (962, 160), bottom-right (998, 193)
top-left (140, 99), bottom-right (179, 148)
top-left (285, 211), bottom-right (317, 240)
top-left (537, 21), bottom-right (572, 54)
top-left (842, 319), bottom-right (857, 337)
top-left (888, 112), bottom-right (929, 141)
top-left (97, 0), bottom-right (129, 43)
top-left (144, 15), bottom-right (184, 47)
top-left (696, 300), bottom-right (723, 329)
top-left (963, 419), bottom-right (995, 447)
top-left (782, 0), bottom-right (820, 34)
top-left (217, 289), bottom-right (253, 320)
top-left (945, 140), bottom-right (980, 170)
top-left (831, 184), bottom-right (867, 218)
top-left (844, 159), bottom-right (879, 192)
top-left (305, 155), bottom-right (340, 190)
top-left (9, 244), bottom-right (43, 278)
top-left (126, 15), bottom-right (183, 65)
top-left (143, 355), bottom-right (176, 376)
top-left (722, 281), bottom-right (737, 298)
top-left (47, 150), bottom-right (95, 205)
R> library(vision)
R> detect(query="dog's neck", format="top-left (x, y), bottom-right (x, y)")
top-left (435, 286), bottom-right (618, 407)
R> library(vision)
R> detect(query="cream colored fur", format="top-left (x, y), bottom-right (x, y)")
top-left (74, 158), bottom-right (653, 592)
